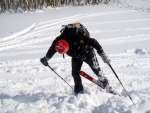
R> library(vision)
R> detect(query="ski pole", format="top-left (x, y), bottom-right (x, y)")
top-left (108, 64), bottom-right (135, 105)
top-left (47, 64), bottom-right (73, 89)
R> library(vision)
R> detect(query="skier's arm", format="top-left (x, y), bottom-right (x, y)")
top-left (81, 36), bottom-right (104, 54)
top-left (45, 41), bottom-right (57, 60)
top-left (82, 36), bottom-right (111, 64)
top-left (40, 35), bottom-right (62, 66)
top-left (46, 35), bottom-right (62, 60)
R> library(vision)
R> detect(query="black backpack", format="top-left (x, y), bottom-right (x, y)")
top-left (60, 22), bottom-right (90, 37)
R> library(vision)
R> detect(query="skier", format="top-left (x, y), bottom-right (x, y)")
top-left (40, 22), bottom-right (112, 94)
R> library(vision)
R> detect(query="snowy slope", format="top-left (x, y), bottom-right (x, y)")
top-left (0, 0), bottom-right (150, 113)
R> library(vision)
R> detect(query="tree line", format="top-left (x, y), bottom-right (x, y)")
top-left (0, 0), bottom-right (113, 13)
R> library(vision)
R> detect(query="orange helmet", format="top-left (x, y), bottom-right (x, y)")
top-left (55, 39), bottom-right (69, 54)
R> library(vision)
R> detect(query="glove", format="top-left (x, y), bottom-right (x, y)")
top-left (99, 53), bottom-right (111, 64)
top-left (40, 57), bottom-right (49, 66)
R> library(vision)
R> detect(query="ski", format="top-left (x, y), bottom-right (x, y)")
top-left (80, 71), bottom-right (121, 96)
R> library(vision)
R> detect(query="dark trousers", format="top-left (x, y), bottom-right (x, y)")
top-left (72, 50), bottom-right (102, 92)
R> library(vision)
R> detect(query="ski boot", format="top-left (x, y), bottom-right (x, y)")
top-left (97, 76), bottom-right (118, 95)
top-left (74, 84), bottom-right (84, 95)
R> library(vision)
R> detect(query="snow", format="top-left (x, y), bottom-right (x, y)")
top-left (0, 0), bottom-right (150, 113)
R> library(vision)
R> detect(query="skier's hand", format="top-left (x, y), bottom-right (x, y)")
top-left (99, 53), bottom-right (111, 64)
top-left (40, 57), bottom-right (49, 66)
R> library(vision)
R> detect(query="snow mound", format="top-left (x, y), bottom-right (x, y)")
top-left (126, 48), bottom-right (150, 55)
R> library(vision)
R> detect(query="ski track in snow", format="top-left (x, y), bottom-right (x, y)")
top-left (0, 3), bottom-right (150, 113)
top-left (0, 10), bottom-right (150, 51)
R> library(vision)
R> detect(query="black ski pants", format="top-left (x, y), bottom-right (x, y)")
top-left (72, 50), bottom-right (102, 92)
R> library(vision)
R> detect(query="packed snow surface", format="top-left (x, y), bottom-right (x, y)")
top-left (0, 0), bottom-right (150, 113)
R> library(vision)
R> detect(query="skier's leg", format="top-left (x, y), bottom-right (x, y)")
top-left (84, 50), bottom-right (117, 93)
top-left (72, 57), bottom-right (84, 94)
top-left (84, 50), bottom-right (104, 77)
top-left (84, 50), bottom-right (109, 88)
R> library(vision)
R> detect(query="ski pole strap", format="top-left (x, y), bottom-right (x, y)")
top-left (108, 64), bottom-right (135, 105)
top-left (63, 54), bottom-right (65, 59)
